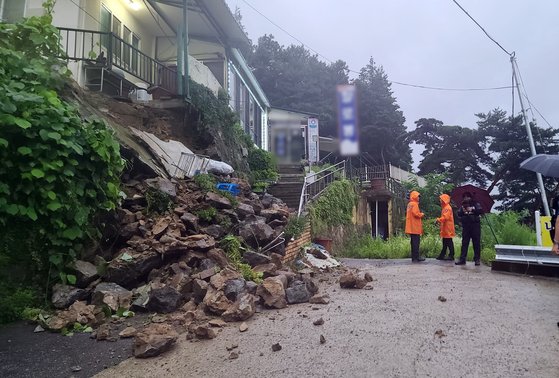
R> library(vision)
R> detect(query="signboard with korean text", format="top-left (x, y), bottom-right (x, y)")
top-left (336, 85), bottom-right (359, 156)
top-left (307, 117), bottom-right (319, 163)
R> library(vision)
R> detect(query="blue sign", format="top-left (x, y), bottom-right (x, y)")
top-left (336, 85), bottom-right (359, 156)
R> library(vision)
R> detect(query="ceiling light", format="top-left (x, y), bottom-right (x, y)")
top-left (128, 0), bottom-right (141, 11)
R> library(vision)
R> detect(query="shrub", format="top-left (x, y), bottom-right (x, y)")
top-left (248, 148), bottom-right (278, 183)
top-left (195, 207), bottom-right (217, 222)
top-left (284, 216), bottom-right (307, 240)
top-left (0, 8), bottom-right (123, 293)
top-left (193, 174), bottom-right (216, 192)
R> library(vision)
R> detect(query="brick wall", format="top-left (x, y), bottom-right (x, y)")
top-left (282, 224), bottom-right (312, 263)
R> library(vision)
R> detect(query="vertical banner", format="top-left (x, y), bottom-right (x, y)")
top-left (307, 117), bottom-right (319, 163)
top-left (336, 85), bottom-right (359, 156)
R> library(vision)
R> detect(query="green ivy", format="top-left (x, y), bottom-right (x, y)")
top-left (0, 8), bottom-right (123, 290)
top-left (309, 180), bottom-right (358, 236)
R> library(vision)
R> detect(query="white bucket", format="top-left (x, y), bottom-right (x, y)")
top-left (132, 82), bottom-right (152, 102)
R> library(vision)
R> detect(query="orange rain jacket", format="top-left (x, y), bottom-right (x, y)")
top-left (436, 194), bottom-right (456, 238)
top-left (405, 191), bottom-right (424, 235)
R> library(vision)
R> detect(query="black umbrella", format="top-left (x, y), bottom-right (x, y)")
top-left (520, 154), bottom-right (559, 178)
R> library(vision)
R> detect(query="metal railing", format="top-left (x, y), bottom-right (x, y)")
top-left (348, 164), bottom-right (390, 182)
top-left (174, 152), bottom-right (210, 179)
top-left (57, 27), bottom-right (177, 95)
top-left (297, 161), bottom-right (346, 216)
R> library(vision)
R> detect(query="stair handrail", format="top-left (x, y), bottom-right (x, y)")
top-left (297, 160), bottom-right (346, 216)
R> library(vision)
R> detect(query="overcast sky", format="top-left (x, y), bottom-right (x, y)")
top-left (225, 0), bottom-right (559, 168)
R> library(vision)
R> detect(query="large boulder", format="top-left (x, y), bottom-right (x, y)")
top-left (223, 278), bottom-right (247, 302)
top-left (51, 284), bottom-right (88, 309)
top-left (134, 324), bottom-right (178, 358)
top-left (285, 280), bottom-right (311, 304)
top-left (145, 177), bottom-right (177, 198)
top-left (73, 260), bottom-right (99, 288)
top-left (239, 221), bottom-right (274, 249)
top-left (235, 203), bottom-right (255, 220)
top-left (205, 192), bottom-right (232, 209)
top-left (242, 250), bottom-right (272, 267)
top-left (91, 282), bottom-right (133, 311)
top-left (180, 212), bottom-right (199, 231)
top-left (105, 248), bottom-right (162, 288)
top-left (222, 293), bottom-right (256, 322)
top-left (146, 286), bottom-right (182, 313)
top-left (256, 277), bottom-right (287, 309)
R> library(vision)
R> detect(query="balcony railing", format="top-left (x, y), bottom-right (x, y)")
top-left (57, 27), bottom-right (177, 95)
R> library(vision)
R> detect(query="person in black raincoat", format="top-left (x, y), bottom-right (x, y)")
top-left (455, 192), bottom-right (482, 266)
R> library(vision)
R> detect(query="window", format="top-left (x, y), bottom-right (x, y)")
top-left (1, 0), bottom-right (26, 23)
top-left (131, 34), bottom-right (140, 73)
top-left (100, 5), bottom-right (111, 49)
top-left (123, 26), bottom-right (131, 69)
top-left (112, 15), bottom-right (122, 63)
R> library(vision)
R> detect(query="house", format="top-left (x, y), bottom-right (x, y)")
top-left (1, 0), bottom-right (270, 150)
top-left (350, 164), bottom-right (425, 239)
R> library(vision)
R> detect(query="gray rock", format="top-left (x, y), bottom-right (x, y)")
top-left (73, 260), bottom-right (99, 288)
top-left (285, 280), bottom-right (311, 304)
top-left (51, 284), bottom-right (87, 309)
top-left (239, 221), bottom-right (275, 247)
top-left (145, 177), bottom-right (176, 198)
top-left (119, 222), bottom-right (141, 241)
top-left (105, 249), bottom-right (162, 288)
top-left (245, 281), bottom-right (258, 295)
top-left (223, 278), bottom-right (247, 301)
top-left (146, 286), bottom-right (182, 313)
top-left (236, 203), bottom-right (255, 219)
top-left (91, 282), bottom-right (133, 311)
top-left (205, 192), bottom-right (232, 209)
top-left (117, 208), bottom-right (136, 224)
top-left (202, 224), bottom-right (225, 239)
top-left (199, 258), bottom-right (217, 272)
top-left (242, 250), bottom-right (272, 267)
top-left (180, 212), bottom-right (199, 231)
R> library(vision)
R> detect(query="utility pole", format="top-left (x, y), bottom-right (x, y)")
top-left (511, 54), bottom-right (550, 216)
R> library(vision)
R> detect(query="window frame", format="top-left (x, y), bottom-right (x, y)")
top-left (0, 0), bottom-right (27, 23)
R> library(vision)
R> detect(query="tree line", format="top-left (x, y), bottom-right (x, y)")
top-left (246, 34), bottom-right (559, 211)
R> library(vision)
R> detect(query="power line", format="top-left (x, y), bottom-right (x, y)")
top-left (451, 0), bottom-right (512, 56)
top-left (389, 82), bottom-right (511, 92)
top-left (240, 0), bottom-right (513, 92)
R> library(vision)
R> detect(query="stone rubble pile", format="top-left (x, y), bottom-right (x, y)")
top-left (42, 176), bottom-right (363, 358)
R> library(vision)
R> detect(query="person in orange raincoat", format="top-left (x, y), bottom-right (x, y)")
top-left (435, 194), bottom-right (456, 261)
top-left (405, 191), bottom-right (425, 262)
